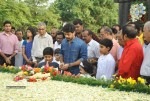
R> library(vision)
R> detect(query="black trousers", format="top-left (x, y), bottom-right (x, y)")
top-left (0, 54), bottom-right (15, 66)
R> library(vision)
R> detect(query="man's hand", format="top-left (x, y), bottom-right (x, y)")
top-left (27, 60), bottom-right (33, 66)
top-left (5, 57), bottom-right (11, 64)
top-left (61, 64), bottom-right (69, 70)
top-left (33, 61), bottom-right (38, 67)
top-left (59, 63), bottom-right (64, 69)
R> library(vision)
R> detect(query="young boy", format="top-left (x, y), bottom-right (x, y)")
top-left (52, 48), bottom-right (62, 65)
top-left (38, 47), bottom-right (59, 68)
top-left (96, 38), bottom-right (116, 79)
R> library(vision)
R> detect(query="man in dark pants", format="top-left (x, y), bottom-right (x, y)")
top-left (140, 21), bottom-right (150, 85)
top-left (0, 21), bottom-right (19, 66)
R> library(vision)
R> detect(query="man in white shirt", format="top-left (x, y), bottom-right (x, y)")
top-left (54, 31), bottom-right (64, 50)
top-left (82, 29), bottom-right (100, 61)
top-left (140, 21), bottom-right (150, 84)
top-left (82, 29), bottom-right (100, 76)
top-left (31, 22), bottom-right (53, 66)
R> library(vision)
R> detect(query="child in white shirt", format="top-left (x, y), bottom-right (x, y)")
top-left (52, 48), bottom-right (62, 65)
top-left (96, 38), bottom-right (116, 79)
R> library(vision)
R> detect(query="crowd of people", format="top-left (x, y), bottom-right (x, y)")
top-left (0, 19), bottom-right (150, 84)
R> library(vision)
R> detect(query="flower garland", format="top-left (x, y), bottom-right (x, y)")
top-left (1, 73), bottom-right (150, 101)
top-left (129, 3), bottom-right (146, 22)
top-left (0, 65), bottom-right (150, 94)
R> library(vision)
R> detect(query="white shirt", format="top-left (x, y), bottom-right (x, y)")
top-left (31, 33), bottom-right (53, 62)
top-left (52, 57), bottom-right (60, 65)
top-left (96, 54), bottom-right (115, 79)
top-left (87, 39), bottom-right (100, 58)
top-left (117, 46), bottom-right (124, 60)
top-left (54, 41), bottom-right (61, 50)
top-left (143, 43), bottom-right (148, 55)
top-left (15, 39), bottom-right (24, 67)
top-left (140, 43), bottom-right (150, 76)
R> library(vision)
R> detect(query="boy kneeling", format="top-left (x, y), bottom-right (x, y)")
top-left (38, 47), bottom-right (59, 68)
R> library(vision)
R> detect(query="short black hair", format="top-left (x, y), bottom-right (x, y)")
top-left (73, 19), bottom-right (83, 25)
top-left (122, 25), bottom-right (137, 38)
top-left (3, 20), bottom-right (11, 26)
top-left (81, 60), bottom-right (93, 74)
top-left (99, 38), bottom-right (113, 51)
top-left (111, 28), bottom-right (118, 35)
top-left (56, 31), bottom-right (65, 38)
top-left (11, 26), bottom-right (15, 30)
top-left (27, 27), bottom-right (37, 40)
top-left (62, 23), bottom-right (75, 33)
top-left (15, 29), bottom-right (23, 34)
top-left (54, 48), bottom-right (61, 54)
top-left (83, 29), bottom-right (94, 36)
top-left (43, 47), bottom-right (53, 56)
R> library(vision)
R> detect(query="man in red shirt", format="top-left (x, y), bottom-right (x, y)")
top-left (118, 25), bottom-right (144, 80)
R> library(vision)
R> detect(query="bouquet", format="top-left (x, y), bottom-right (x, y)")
top-left (129, 3), bottom-right (146, 22)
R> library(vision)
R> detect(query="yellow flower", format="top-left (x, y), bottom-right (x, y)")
top-left (3, 63), bottom-right (6, 68)
top-left (127, 77), bottom-right (132, 83)
top-left (127, 77), bottom-right (136, 85)
top-left (131, 80), bottom-right (136, 85)
top-left (138, 77), bottom-right (142, 81)
top-left (137, 77), bottom-right (146, 84)
top-left (23, 71), bottom-right (28, 75)
top-left (110, 84), bottom-right (114, 88)
top-left (118, 80), bottom-right (122, 84)
top-left (8, 66), bottom-right (14, 70)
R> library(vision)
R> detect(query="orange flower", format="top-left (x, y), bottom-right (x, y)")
top-left (48, 67), bottom-right (53, 73)
top-left (34, 68), bottom-right (41, 73)
top-left (63, 71), bottom-right (72, 76)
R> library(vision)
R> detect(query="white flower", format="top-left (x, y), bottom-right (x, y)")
top-left (41, 66), bottom-right (44, 69)
top-left (30, 70), bottom-right (34, 75)
top-left (0, 73), bottom-right (150, 100)
top-left (130, 3), bottom-right (146, 22)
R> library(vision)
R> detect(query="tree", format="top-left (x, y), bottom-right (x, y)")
top-left (23, 0), bottom-right (61, 32)
top-left (53, 0), bottom-right (118, 32)
top-left (0, 0), bottom-right (31, 30)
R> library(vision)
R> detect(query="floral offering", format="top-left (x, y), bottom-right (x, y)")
top-left (130, 3), bottom-right (146, 22)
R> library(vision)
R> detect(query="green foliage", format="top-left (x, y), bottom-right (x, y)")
top-left (0, 65), bottom-right (150, 94)
top-left (0, 66), bottom-right (21, 74)
top-left (52, 75), bottom-right (112, 87)
top-left (0, 0), bottom-right (31, 30)
top-left (0, 0), bottom-right (118, 32)
top-left (54, 0), bottom-right (118, 32)
top-left (52, 75), bottom-right (150, 94)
